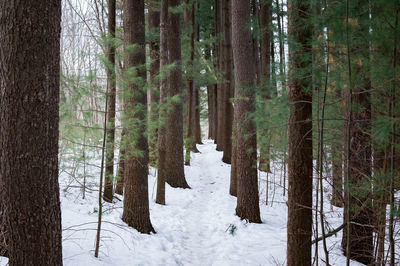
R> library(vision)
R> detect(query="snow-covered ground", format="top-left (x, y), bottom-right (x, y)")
top-left (0, 140), bottom-right (366, 265)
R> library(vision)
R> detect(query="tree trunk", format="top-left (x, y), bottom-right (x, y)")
top-left (122, 0), bottom-right (155, 234)
top-left (286, 0), bottom-right (313, 264)
top-left (148, 2), bottom-right (161, 167)
top-left (165, 0), bottom-right (190, 188)
top-left (341, 1), bottom-right (373, 264)
top-left (232, 0), bottom-right (261, 223)
top-left (0, 1), bottom-right (63, 264)
top-left (156, 0), bottom-right (169, 205)
top-left (184, 1), bottom-right (199, 156)
top-left (222, 0), bottom-right (233, 164)
top-left (104, 0), bottom-right (117, 203)
top-left (115, 128), bottom-right (126, 196)
top-left (259, 0), bottom-right (272, 173)
top-left (216, 0), bottom-right (225, 151)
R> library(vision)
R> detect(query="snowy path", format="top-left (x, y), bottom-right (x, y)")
top-left (0, 140), bottom-right (356, 265)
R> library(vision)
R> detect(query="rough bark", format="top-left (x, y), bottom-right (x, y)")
top-left (232, 0), bottom-right (261, 223)
top-left (156, 0), bottom-right (169, 205)
top-left (122, 0), bottom-right (155, 234)
top-left (165, 0), bottom-right (190, 188)
top-left (148, 2), bottom-right (161, 166)
top-left (104, 0), bottom-right (117, 203)
top-left (216, 0), bottom-right (225, 151)
top-left (259, 0), bottom-right (272, 173)
top-left (286, 0), bottom-right (313, 264)
top-left (184, 1), bottom-right (199, 155)
top-left (221, 0), bottom-right (233, 164)
top-left (115, 128), bottom-right (126, 195)
top-left (0, 1), bottom-right (63, 264)
top-left (341, 1), bottom-right (373, 263)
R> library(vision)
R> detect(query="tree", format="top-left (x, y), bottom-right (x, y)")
top-left (0, 0), bottom-right (63, 264)
top-left (122, 0), bottom-right (155, 234)
top-left (104, 0), bottom-right (117, 203)
top-left (341, 0), bottom-right (373, 263)
top-left (184, 0), bottom-right (199, 161)
top-left (165, 0), bottom-right (190, 188)
top-left (148, 1), bottom-right (161, 166)
top-left (221, 0), bottom-right (233, 164)
top-left (259, 0), bottom-right (272, 173)
top-left (156, 0), bottom-right (168, 205)
top-left (232, 0), bottom-right (261, 223)
top-left (286, 0), bottom-right (313, 264)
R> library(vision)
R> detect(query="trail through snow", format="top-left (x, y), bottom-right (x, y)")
top-left (0, 140), bottom-right (359, 265)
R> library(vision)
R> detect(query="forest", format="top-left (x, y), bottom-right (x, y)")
top-left (0, 0), bottom-right (399, 265)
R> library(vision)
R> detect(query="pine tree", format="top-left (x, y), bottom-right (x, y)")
top-left (156, 0), bottom-right (169, 205)
top-left (104, 0), bottom-right (117, 203)
top-left (148, 1), bottom-right (161, 166)
top-left (0, 1), bottom-right (63, 264)
top-left (232, 0), bottom-right (261, 223)
top-left (286, 0), bottom-right (313, 264)
top-left (122, 0), bottom-right (155, 234)
top-left (165, 0), bottom-right (190, 188)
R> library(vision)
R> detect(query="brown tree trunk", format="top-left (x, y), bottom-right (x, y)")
top-left (216, 0), bottom-right (225, 151)
top-left (156, 0), bottom-right (169, 205)
top-left (104, 0), bottom-right (117, 203)
top-left (230, 114), bottom-right (238, 197)
top-left (222, 0), bottom-right (233, 164)
top-left (232, 0), bottom-right (261, 223)
top-left (115, 128), bottom-right (126, 196)
top-left (165, 0), bottom-right (190, 188)
top-left (341, 2), bottom-right (373, 264)
top-left (122, 0), bottom-right (155, 234)
top-left (184, 1), bottom-right (199, 157)
top-left (259, 0), bottom-right (272, 173)
top-left (148, 2), bottom-right (161, 167)
top-left (0, 1), bottom-right (63, 264)
top-left (286, 0), bottom-right (313, 264)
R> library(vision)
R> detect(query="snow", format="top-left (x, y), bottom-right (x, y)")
top-left (0, 140), bottom-right (365, 265)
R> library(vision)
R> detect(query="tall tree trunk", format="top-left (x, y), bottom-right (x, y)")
top-left (232, 0), bottom-right (261, 223)
top-left (341, 1), bottom-right (373, 264)
top-left (148, 2), bottom-right (161, 166)
top-left (216, 0), bottom-right (225, 151)
top-left (207, 47), bottom-right (216, 139)
top-left (286, 0), bottom-right (313, 264)
top-left (276, 0), bottom-right (285, 89)
top-left (104, 0), bottom-right (117, 203)
top-left (0, 1), bottom-right (63, 264)
top-left (222, 0), bottom-right (233, 164)
top-left (122, 0), bottom-right (155, 234)
top-left (165, 0), bottom-right (190, 188)
top-left (259, 0), bottom-right (272, 173)
top-left (184, 1), bottom-right (199, 157)
top-left (156, 0), bottom-right (169, 205)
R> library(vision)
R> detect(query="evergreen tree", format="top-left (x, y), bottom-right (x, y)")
top-left (0, 0), bottom-right (63, 264)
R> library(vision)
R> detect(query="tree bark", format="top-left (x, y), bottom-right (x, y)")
top-left (122, 0), bottom-right (155, 234)
top-left (216, 0), bottom-right (225, 151)
top-left (222, 0), bottom-right (233, 164)
top-left (286, 0), bottom-right (313, 264)
top-left (165, 0), bottom-right (190, 188)
top-left (184, 1), bottom-right (199, 156)
top-left (156, 0), bottom-right (169, 205)
top-left (341, 1), bottom-right (373, 264)
top-left (148, 2), bottom-right (161, 166)
top-left (259, 0), bottom-right (272, 173)
top-left (232, 0), bottom-right (261, 223)
top-left (115, 128), bottom-right (126, 196)
top-left (104, 0), bottom-right (117, 203)
top-left (0, 1), bottom-right (63, 264)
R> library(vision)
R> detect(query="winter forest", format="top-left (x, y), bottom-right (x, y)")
top-left (0, 0), bottom-right (399, 265)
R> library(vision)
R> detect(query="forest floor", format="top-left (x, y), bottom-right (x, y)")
top-left (0, 140), bottom-right (366, 265)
